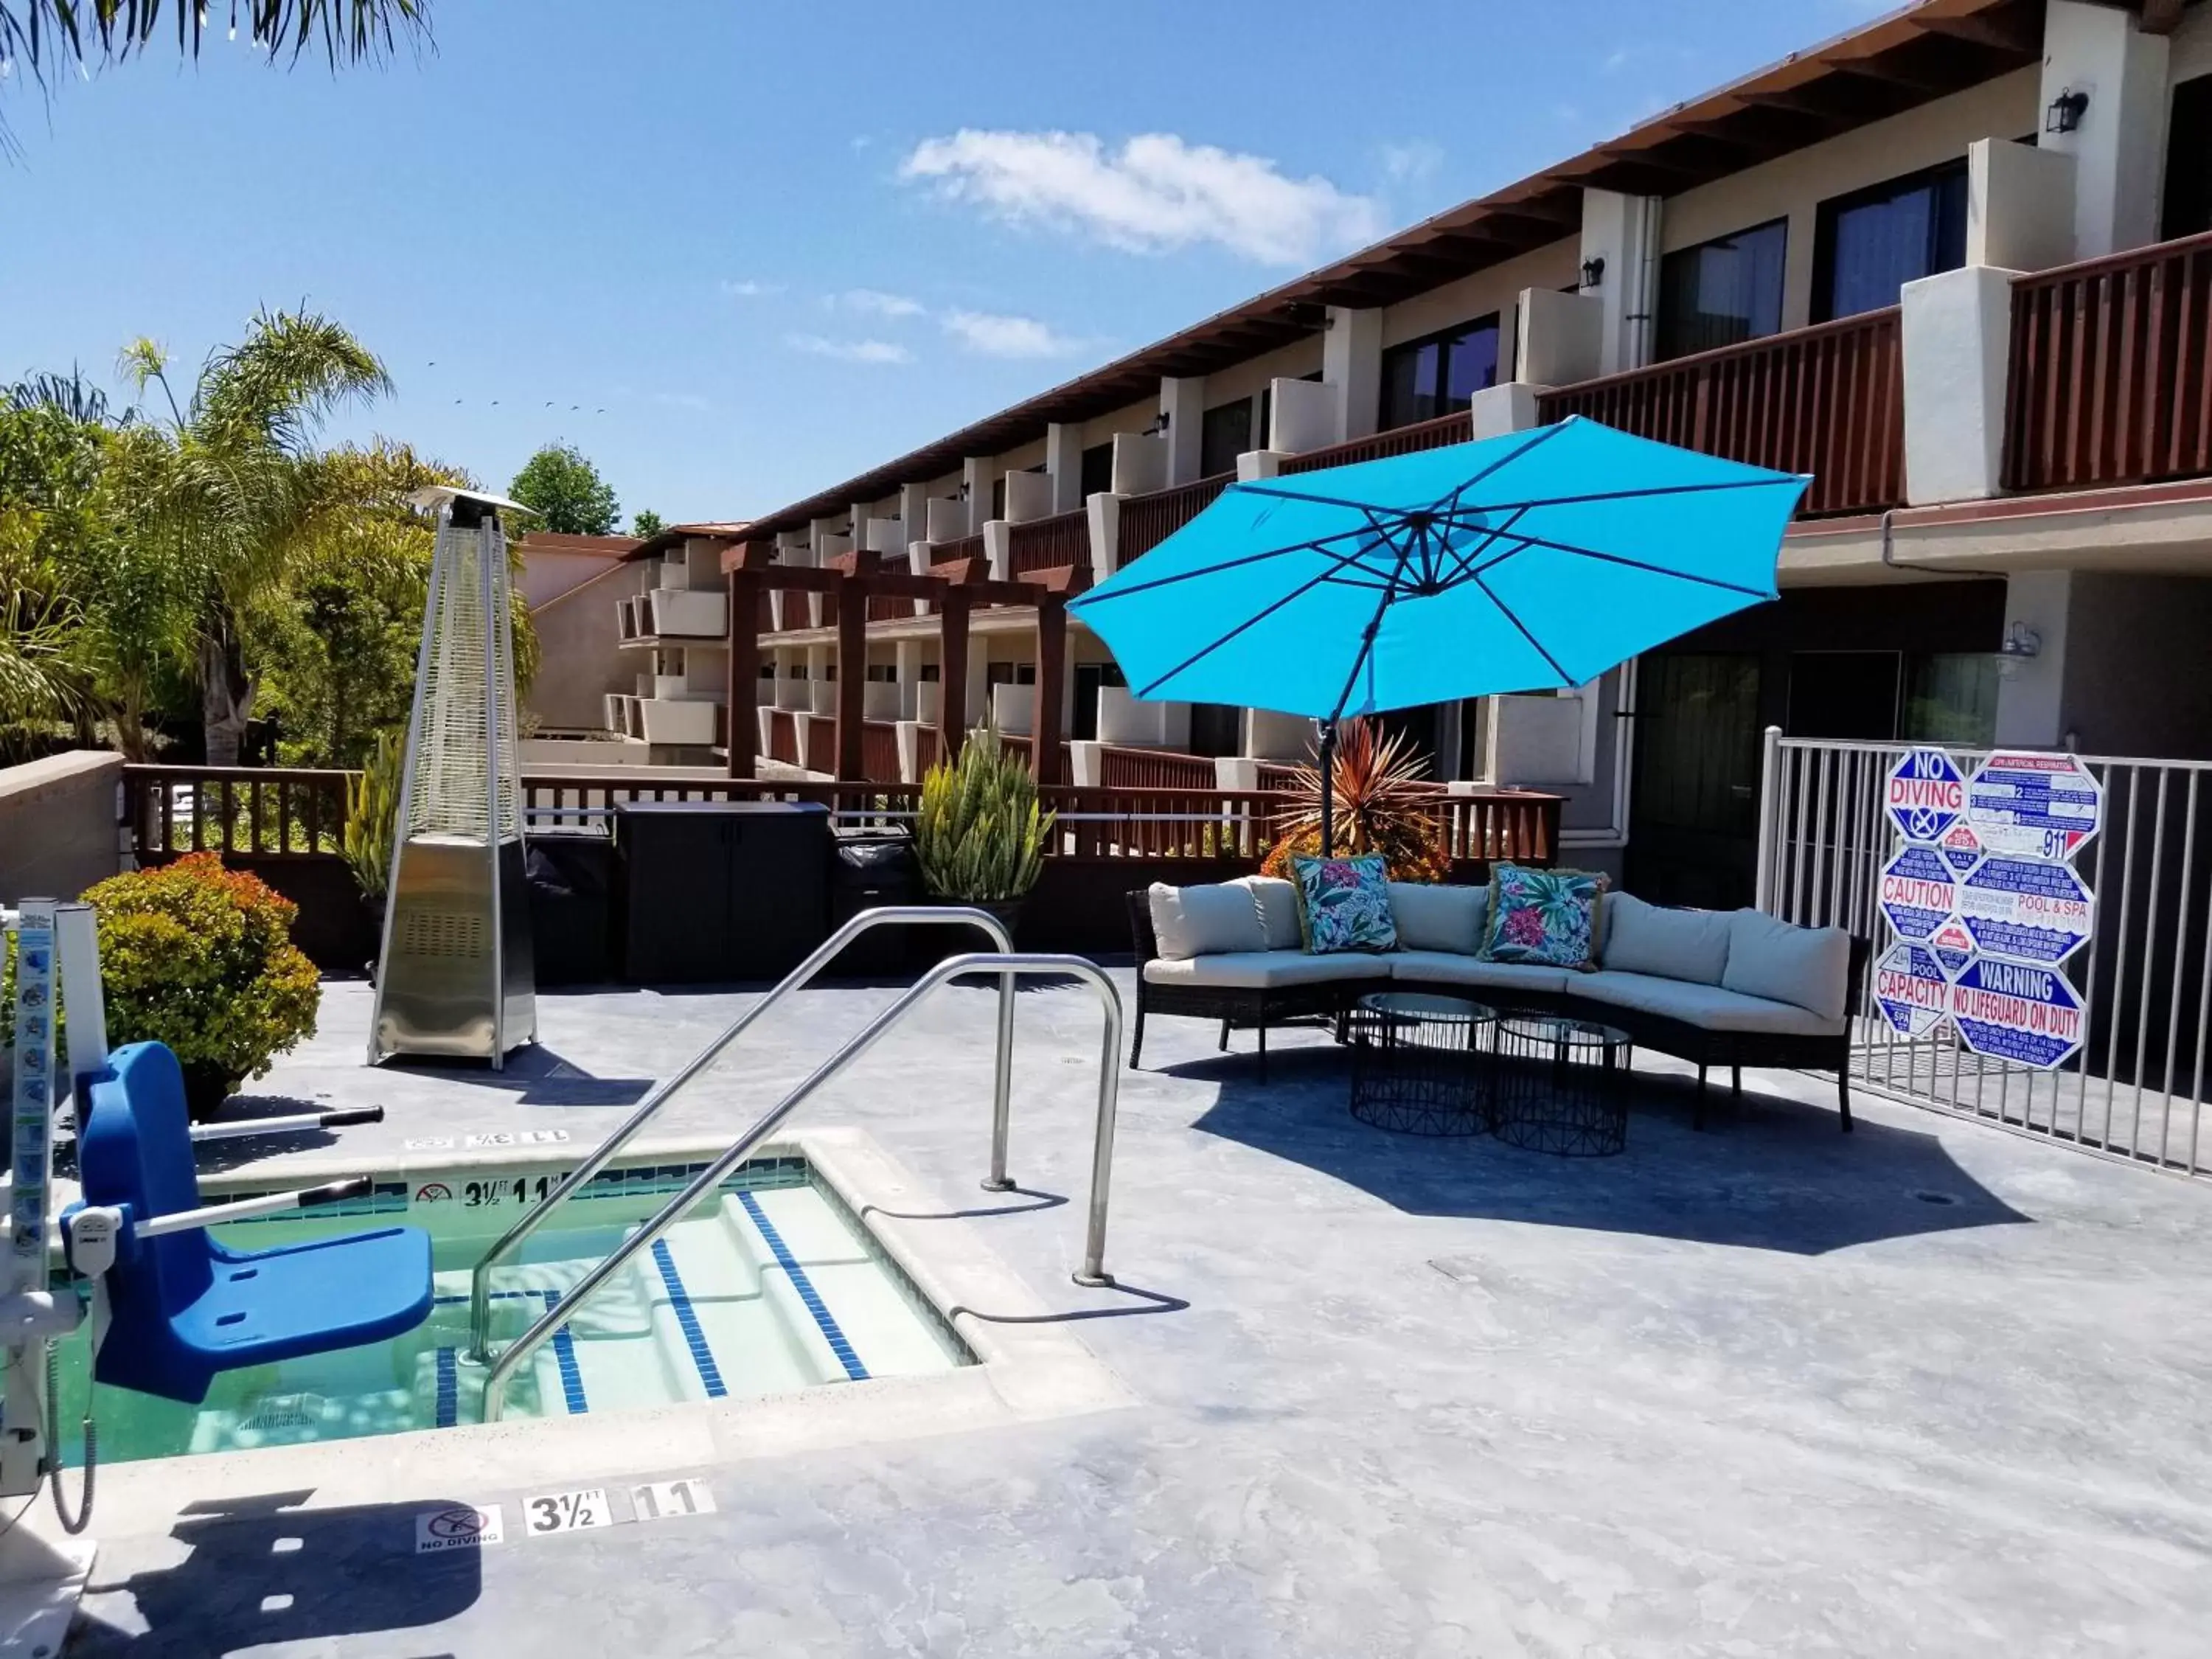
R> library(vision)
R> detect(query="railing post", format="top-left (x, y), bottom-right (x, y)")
top-left (1753, 725), bottom-right (1784, 914)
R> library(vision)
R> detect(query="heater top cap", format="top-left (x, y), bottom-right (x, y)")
top-left (406, 484), bottom-right (540, 518)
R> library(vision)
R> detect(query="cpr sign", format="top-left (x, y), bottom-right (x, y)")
top-left (1956, 855), bottom-right (2095, 965)
top-left (1874, 942), bottom-right (1952, 1038)
top-left (1967, 751), bottom-right (2103, 861)
top-left (1948, 956), bottom-right (2085, 1071)
top-left (1886, 748), bottom-right (1967, 844)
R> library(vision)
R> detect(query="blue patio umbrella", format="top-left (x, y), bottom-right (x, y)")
top-left (1070, 416), bottom-right (1806, 851)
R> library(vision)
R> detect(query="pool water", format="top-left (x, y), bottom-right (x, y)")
top-left (44, 1158), bottom-right (971, 1465)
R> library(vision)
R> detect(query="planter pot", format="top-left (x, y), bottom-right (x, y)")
top-left (908, 894), bottom-right (1025, 972)
top-left (181, 1061), bottom-right (240, 1124)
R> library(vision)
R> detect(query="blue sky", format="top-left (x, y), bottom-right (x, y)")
top-left (1, 1), bottom-right (1880, 526)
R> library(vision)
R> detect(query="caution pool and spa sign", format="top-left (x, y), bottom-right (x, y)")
top-left (1876, 746), bottom-right (2101, 1071)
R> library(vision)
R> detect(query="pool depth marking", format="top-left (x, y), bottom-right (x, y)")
top-left (650, 1239), bottom-right (728, 1398)
top-left (739, 1192), bottom-right (870, 1382)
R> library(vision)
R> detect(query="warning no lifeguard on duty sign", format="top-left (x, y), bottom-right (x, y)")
top-left (1877, 745), bottom-right (2104, 1071)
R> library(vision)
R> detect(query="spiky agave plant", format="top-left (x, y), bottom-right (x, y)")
top-left (341, 726), bottom-right (403, 897)
top-left (1261, 715), bottom-right (1450, 881)
top-left (914, 725), bottom-right (1054, 902)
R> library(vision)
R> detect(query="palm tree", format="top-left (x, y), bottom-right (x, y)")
top-left (113, 308), bottom-right (391, 764)
top-left (0, 2), bottom-right (428, 91)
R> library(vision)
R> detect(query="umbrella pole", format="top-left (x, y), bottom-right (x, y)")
top-left (1317, 719), bottom-right (1337, 858)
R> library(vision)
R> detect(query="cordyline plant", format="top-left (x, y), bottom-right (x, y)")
top-left (341, 726), bottom-right (403, 898)
top-left (1261, 715), bottom-right (1450, 883)
top-left (914, 725), bottom-right (1054, 903)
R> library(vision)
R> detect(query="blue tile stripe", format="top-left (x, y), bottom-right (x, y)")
top-left (650, 1239), bottom-right (727, 1398)
top-left (740, 1192), bottom-right (869, 1382)
top-left (540, 1289), bottom-right (588, 1415)
top-left (434, 1347), bottom-right (458, 1429)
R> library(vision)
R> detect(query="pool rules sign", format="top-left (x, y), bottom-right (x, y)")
top-left (1877, 747), bottom-right (2102, 1069)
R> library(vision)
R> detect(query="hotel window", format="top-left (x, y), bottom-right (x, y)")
top-left (1656, 218), bottom-right (1787, 361)
top-left (1378, 314), bottom-right (1500, 430)
top-left (1812, 159), bottom-right (1969, 323)
top-left (1200, 399), bottom-right (1253, 478)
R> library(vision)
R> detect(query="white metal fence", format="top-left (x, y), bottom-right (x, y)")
top-left (1754, 730), bottom-right (2212, 1177)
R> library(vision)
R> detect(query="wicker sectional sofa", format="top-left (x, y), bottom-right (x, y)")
top-left (1126, 878), bottom-right (1868, 1130)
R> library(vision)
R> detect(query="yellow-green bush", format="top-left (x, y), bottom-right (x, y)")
top-left (81, 853), bottom-right (319, 1102)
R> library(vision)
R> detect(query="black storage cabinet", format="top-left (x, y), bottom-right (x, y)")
top-left (613, 800), bottom-right (832, 984)
top-left (525, 834), bottom-right (616, 986)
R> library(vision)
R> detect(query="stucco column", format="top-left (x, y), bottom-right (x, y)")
top-left (1046, 422), bottom-right (1083, 512)
top-left (1899, 264), bottom-right (2019, 504)
top-left (1992, 571), bottom-right (2076, 749)
top-left (963, 456), bottom-right (1000, 535)
top-left (1160, 376), bottom-right (1206, 484)
top-left (1579, 187), bottom-right (1663, 375)
top-left (2041, 0), bottom-right (2171, 260)
top-left (1324, 306), bottom-right (1382, 442)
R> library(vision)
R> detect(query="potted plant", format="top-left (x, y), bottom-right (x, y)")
top-left (343, 727), bottom-right (403, 967)
top-left (80, 852), bottom-right (321, 1120)
top-left (1260, 716), bottom-right (1451, 882)
top-left (914, 723), bottom-right (1053, 940)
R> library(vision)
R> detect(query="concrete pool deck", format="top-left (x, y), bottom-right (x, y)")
top-left (65, 971), bottom-right (2212, 1656)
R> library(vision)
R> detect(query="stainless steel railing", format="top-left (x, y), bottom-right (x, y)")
top-left (476, 952), bottom-right (1123, 1422)
top-left (465, 906), bottom-right (1015, 1362)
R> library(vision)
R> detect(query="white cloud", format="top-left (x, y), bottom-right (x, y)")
top-left (832, 288), bottom-right (926, 319)
top-left (720, 279), bottom-right (781, 299)
top-left (899, 128), bottom-right (1383, 266)
top-left (939, 310), bottom-right (1086, 359)
top-left (785, 333), bottom-right (911, 365)
top-left (1379, 140), bottom-right (1443, 185)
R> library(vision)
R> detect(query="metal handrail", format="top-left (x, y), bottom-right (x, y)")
top-left (465, 905), bottom-right (1015, 1362)
top-left (477, 952), bottom-right (1123, 1422)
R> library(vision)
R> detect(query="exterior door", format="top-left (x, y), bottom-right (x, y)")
top-left (1627, 653), bottom-right (1762, 908)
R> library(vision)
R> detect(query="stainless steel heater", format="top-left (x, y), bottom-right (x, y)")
top-left (368, 487), bottom-right (537, 1066)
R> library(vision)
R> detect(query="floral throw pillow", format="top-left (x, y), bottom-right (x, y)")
top-left (1481, 864), bottom-right (1607, 969)
top-left (1291, 853), bottom-right (1398, 955)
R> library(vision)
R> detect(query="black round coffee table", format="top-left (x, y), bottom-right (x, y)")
top-left (1348, 992), bottom-right (1500, 1136)
top-left (1492, 1012), bottom-right (1632, 1156)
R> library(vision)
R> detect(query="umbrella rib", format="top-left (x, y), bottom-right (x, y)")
top-left (1440, 474), bottom-right (1804, 516)
top-left (1129, 538), bottom-right (1392, 699)
top-left (1490, 532), bottom-right (1778, 599)
top-left (1472, 569), bottom-right (1576, 687)
top-left (1073, 520), bottom-right (1397, 607)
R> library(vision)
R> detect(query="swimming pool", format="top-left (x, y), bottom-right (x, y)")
top-left (45, 1151), bottom-right (973, 1465)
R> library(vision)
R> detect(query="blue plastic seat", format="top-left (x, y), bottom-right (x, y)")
top-left (77, 1042), bottom-right (434, 1405)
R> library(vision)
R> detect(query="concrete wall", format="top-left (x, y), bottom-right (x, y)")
top-left (0, 751), bottom-right (124, 905)
top-left (1199, 335), bottom-right (1326, 406)
top-left (1660, 67), bottom-right (2040, 330)
top-left (1382, 237), bottom-right (1580, 352)
top-left (2056, 574), bottom-right (2212, 759)
top-left (1082, 396), bottom-right (1160, 453)
top-left (521, 549), bottom-right (625, 610)
top-left (526, 563), bottom-right (639, 732)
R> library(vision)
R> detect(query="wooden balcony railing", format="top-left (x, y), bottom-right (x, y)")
top-left (1116, 472), bottom-right (1234, 566)
top-left (1008, 508), bottom-right (1091, 575)
top-left (801, 713), bottom-right (834, 775)
top-left (1538, 309), bottom-right (1905, 517)
top-left (860, 720), bottom-right (902, 785)
top-left (1280, 410), bottom-right (1470, 476)
top-left (928, 533), bottom-right (984, 568)
top-left (2004, 228), bottom-right (2212, 493)
top-left (1097, 745), bottom-right (1218, 790)
top-left (122, 765), bottom-right (351, 859)
top-left (766, 708), bottom-right (801, 766)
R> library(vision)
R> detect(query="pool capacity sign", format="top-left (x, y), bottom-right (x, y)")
top-left (1877, 747), bottom-right (2102, 1068)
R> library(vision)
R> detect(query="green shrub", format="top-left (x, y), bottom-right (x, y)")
top-left (914, 726), bottom-right (1053, 902)
top-left (80, 853), bottom-right (320, 1101)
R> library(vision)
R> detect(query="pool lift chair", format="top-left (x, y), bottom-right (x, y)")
top-left (0, 900), bottom-right (431, 1648)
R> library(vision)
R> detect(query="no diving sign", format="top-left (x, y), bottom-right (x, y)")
top-left (417, 1503), bottom-right (504, 1554)
top-left (1886, 748), bottom-right (1968, 844)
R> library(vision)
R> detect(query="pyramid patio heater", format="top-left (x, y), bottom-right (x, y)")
top-left (369, 486), bottom-right (538, 1067)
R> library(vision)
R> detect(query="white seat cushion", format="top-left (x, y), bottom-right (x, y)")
top-left (1147, 882), bottom-right (1267, 960)
top-left (1143, 951), bottom-right (1391, 990)
top-left (1387, 882), bottom-right (1488, 954)
top-left (1599, 893), bottom-right (1732, 985)
top-left (1721, 911), bottom-right (1852, 1022)
top-left (1575, 970), bottom-right (1846, 1037)
top-left (1385, 952), bottom-right (1573, 998)
top-left (1228, 875), bottom-right (1304, 952)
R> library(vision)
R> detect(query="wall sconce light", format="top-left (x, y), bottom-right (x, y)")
top-left (2046, 87), bottom-right (2089, 135)
top-left (2000, 621), bottom-right (2042, 659)
top-left (1579, 254), bottom-right (1607, 291)
top-left (1145, 411), bottom-right (1172, 435)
